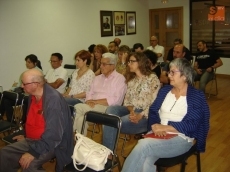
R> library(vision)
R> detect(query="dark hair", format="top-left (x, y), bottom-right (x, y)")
top-left (25, 54), bottom-right (42, 70)
top-left (109, 41), bottom-right (118, 47)
top-left (75, 50), bottom-right (91, 66)
top-left (88, 44), bottom-right (96, 53)
top-left (126, 52), bottom-right (152, 82)
top-left (174, 38), bottom-right (182, 44)
top-left (51, 53), bottom-right (63, 61)
top-left (132, 43), bottom-right (144, 52)
top-left (197, 40), bottom-right (207, 45)
top-left (143, 50), bottom-right (158, 65)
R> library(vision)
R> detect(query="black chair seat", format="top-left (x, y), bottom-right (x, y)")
top-left (0, 121), bottom-right (17, 132)
top-left (64, 159), bottom-right (116, 172)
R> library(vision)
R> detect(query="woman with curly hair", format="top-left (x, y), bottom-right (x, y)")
top-left (89, 44), bottom-right (108, 75)
top-left (102, 52), bottom-right (161, 150)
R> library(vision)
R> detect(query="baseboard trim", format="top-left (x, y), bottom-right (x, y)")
top-left (216, 74), bottom-right (230, 79)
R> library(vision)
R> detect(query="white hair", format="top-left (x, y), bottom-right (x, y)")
top-left (102, 53), bottom-right (117, 66)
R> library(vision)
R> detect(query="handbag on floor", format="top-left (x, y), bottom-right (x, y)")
top-left (72, 132), bottom-right (113, 171)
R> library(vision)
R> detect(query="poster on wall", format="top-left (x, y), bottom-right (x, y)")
top-left (126, 11), bottom-right (136, 35)
top-left (100, 11), bottom-right (113, 37)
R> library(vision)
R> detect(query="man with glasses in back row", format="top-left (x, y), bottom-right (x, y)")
top-left (45, 53), bottom-right (68, 94)
top-left (73, 52), bottom-right (127, 135)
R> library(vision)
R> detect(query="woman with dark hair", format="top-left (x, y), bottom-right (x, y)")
top-left (25, 54), bottom-right (42, 70)
top-left (63, 50), bottom-right (95, 106)
top-left (122, 58), bottom-right (210, 172)
top-left (89, 44), bottom-right (108, 76)
top-left (132, 43), bottom-right (144, 52)
top-left (103, 52), bottom-right (160, 150)
top-left (143, 50), bottom-right (161, 79)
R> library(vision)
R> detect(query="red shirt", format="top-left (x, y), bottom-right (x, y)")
top-left (25, 96), bottom-right (45, 139)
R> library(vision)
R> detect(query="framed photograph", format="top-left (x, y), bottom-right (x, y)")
top-left (114, 11), bottom-right (125, 25)
top-left (100, 10), bottom-right (113, 37)
top-left (126, 11), bottom-right (136, 35)
top-left (115, 25), bottom-right (125, 36)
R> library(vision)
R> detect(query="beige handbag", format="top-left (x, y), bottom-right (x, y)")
top-left (72, 133), bottom-right (113, 171)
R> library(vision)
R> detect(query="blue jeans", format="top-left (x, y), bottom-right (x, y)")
top-left (64, 97), bottom-right (82, 106)
top-left (122, 136), bottom-right (193, 172)
top-left (195, 69), bottom-right (214, 92)
top-left (103, 106), bottom-right (148, 150)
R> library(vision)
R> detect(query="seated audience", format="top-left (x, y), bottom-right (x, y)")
top-left (166, 38), bottom-right (191, 62)
top-left (73, 53), bottom-right (127, 135)
top-left (147, 36), bottom-right (165, 64)
top-left (0, 54), bottom-right (42, 122)
top-left (0, 69), bottom-right (73, 172)
top-left (45, 53), bottom-right (68, 94)
top-left (132, 43), bottom-right (144, 52)
top-left (116, 45), bottom-right (130, 76)
top-left (63, 50), bottom-right (95, 106)
top-left (143, 50), bottom-right (161, 79)
top-left (103, 52), bottom-right (160, 150)
top-left (194, 40), bottom-right (223, 92)
top-left (89, 44), bottom-right (108, 76)
top-left (160, 44), bottom-right (187, 84)
top-left (122, 58), bottom-right (210, 172)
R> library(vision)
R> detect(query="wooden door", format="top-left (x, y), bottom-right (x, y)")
top-left (149, 7), bottom-right (183, 61)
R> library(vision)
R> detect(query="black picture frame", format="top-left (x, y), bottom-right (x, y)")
top-left (100, 10), bottom-right (113, 37)
top-left (114, 11), bottom-right (125, 25)
top-left (126, 11), bottom-right (136, 35)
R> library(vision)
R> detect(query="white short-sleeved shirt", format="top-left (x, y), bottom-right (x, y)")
top-left (45, 66), bottom-right (68, 94)
top-left (147, 44), bottom-right (165, 63)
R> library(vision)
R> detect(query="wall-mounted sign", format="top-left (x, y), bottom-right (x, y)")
top-left (208, 6), bottom-right (225, 21)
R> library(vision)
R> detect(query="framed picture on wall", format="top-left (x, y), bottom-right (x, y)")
top-left (114, 11), bottom-right (125, 25)
top-left (100, 10), bottom-right (113, 37)
top-left (126, 11), bottom-right (136, 35)
top-left (115, 25), bottom-right (125, 36)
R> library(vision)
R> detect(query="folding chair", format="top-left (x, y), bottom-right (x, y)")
top-left (63, 111), bottom-right (122, 172)
top-left (0, 91), bottom-right (19, 135)
top-left (154, 143), bottom-right (201, 172)
top-left (64, 64), bottom-right (76, 90)
top-left (2, 95), bottom-right (27, 144)
top-left (207, 69), bottom-right (218, 98)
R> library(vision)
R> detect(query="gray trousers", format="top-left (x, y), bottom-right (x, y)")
top-left (0, 139), bottom-right (55, 172)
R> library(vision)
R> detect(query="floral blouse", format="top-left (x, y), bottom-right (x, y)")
top-left (69, 69), bottom-right (95, 102)
top-left (124, 73), bottom-right (160, 118)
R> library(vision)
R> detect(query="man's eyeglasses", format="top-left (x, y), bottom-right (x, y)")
top-left (49, 60), bottom-right (59, 63)
top-left (100, 63), bottom-right (113, 67)
top-left (128, 60), bottom-right (137, 64)
top-left (167, 70), bottom-right (181, 76)
top-left (21, 82), bottom-right (39, 86)
top-left (150, 40), bottom-right (157, 42)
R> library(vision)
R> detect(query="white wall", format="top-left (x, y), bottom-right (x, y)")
top-left (0, 0), bottom-right (149, 89)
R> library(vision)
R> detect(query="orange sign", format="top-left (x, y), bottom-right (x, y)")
top-left (208, 6), bottom-right (225, 21)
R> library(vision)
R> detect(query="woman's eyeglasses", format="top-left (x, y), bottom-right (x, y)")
top-left (167, 70), bottom-right (181, 76)
top-left (128, 60), bottom-right (137, 64)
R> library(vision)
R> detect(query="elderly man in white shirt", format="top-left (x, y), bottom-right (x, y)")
top-left (147, 36), bottom-right (165, 63)
top-left (45, 53), bottom-right (68, 94)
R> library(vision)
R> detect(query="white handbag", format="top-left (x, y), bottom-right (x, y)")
top-left (72, 132), bottom-right (113, 171)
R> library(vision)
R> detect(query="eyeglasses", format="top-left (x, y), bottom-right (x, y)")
top-left (49, 60), bottom-right (59, 63)
top-left (100, 63), bottom-right (113, 67)
top-left (167, 70), bottom-right (181, 76)
top-left (150, 40), bottom-right (157, 42)
top-left (128, 60), bottom-right (137, 64)
top-left (21, 82), bottom-right (39, 86)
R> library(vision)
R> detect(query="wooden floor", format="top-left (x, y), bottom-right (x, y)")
top-left (0, 75), bottom-right (230, 172)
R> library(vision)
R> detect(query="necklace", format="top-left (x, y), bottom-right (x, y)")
top-left (170, 100), bottom-right (177, 111)
top-left (77, 67), bottom-right (88, 79)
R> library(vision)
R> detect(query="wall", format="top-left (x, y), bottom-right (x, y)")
top-left (0, 0), bottom-right (149, 89)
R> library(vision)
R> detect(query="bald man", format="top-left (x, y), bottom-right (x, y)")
top-left (114, 38), bottom-right (121, 46)
top-left (147, 36), bottom-right (165, 63)
top-left (0, 69), bottom-right (73, 172)
top-left (160, 44), bottom-right (186, 84)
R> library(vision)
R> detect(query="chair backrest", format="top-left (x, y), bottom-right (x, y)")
top-left (81, 111), bottom-right (122, 152)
